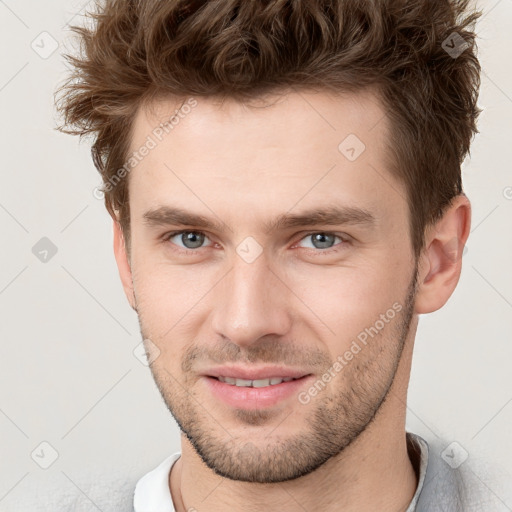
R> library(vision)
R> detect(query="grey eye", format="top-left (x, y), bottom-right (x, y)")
top-left (299, 232), bottom-right (343, 249)
top-left (172, 231), bottom-right (207, 249)
top-left (301, 233), bottom-right (339, 250)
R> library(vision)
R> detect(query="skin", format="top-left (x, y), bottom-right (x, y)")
top-left (113, 88), bottom-right (471, 512)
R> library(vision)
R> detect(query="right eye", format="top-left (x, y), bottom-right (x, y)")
top-left (163, 230), bottom-right (214, 252)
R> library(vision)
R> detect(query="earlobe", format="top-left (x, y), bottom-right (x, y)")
top-left (112, 218), bottom-right (137, 311)
top-left (414, 195), bottom-right (471, 314)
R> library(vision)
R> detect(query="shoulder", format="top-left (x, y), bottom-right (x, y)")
top-left (410, 434), bottom-right (512, 512)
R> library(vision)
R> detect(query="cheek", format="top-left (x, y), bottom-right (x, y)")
top-left (131, 257), bottom-right (215, 338)
top-left (293, 264), bottom-right (408, 341)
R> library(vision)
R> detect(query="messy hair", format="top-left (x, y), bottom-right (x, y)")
top-left (55, 0), bottom-right (482, 257)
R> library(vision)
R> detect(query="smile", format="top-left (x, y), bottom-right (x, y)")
top-left (216, 376), bottom-right (300, 387)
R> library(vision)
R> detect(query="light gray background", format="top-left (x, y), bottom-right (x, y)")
top-left (0, 0), bottom-right (511, 510)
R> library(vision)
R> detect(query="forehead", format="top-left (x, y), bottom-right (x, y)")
top-left (126, 88), bottom-right (407, 231)
top-left (131, 88), bottom-right (389, 157)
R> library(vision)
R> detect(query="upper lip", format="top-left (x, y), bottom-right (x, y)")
top-left (203, 366), bottom-right (311, 380)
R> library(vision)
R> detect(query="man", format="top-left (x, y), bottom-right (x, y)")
top-left (55, 0), bottom-right (502, 510)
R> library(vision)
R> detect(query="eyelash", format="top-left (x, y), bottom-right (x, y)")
top-left (162, 230), bottom-right (350, 256)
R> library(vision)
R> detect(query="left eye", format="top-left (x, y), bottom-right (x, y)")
top-left (296, 233), bottom-right (345, 250)
top-left (165, 231), bottom-right (213, 250)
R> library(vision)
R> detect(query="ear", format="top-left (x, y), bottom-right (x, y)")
top-left (414, 194), bottom-right (471, 314)
top-left (112, 217), bottom-right (137, 311)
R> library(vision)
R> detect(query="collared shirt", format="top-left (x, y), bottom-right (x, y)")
top-left (133, 433), bottom-right (508, 511)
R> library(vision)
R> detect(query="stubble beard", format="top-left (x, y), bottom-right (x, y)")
top-left (139, 267), bottom-right (418, 483)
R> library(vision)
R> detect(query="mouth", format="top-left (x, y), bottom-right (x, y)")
top-left (201, 367), bottom-right (313, 410)
top-left (214, 376), bottom-right (302, 387)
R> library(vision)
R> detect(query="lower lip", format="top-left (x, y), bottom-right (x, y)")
top-left (203, 376), bottom-right (312, 410)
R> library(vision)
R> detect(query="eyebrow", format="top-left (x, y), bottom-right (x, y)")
top-left (142, 205), bottom-right (376, 234)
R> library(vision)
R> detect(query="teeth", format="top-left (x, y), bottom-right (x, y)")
top-left (217, 376), bottom-right (297, 387)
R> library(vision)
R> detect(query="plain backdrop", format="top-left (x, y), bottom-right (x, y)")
top-left (0, 0), bottom-right (511, 510)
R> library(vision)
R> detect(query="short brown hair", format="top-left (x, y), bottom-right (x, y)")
top-left (55, 0), bottom-right (482, 258)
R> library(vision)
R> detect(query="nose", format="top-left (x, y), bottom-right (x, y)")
top-left (210, 252), bottom-right (293, 348)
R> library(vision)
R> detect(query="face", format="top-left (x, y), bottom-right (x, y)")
top-left (122, 89), bottom-right (419, 483)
